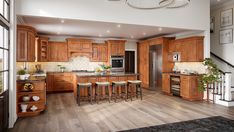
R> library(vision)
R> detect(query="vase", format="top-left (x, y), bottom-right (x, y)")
top-left (20, 104), bottom-right (28, 113)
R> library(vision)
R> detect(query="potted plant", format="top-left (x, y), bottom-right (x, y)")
top-left (18, 69), bottom-right (26, 80)
top-left (198, 58), bottom-right (220, 91)
top-left (60, 66), bottom-right (66, 72)
top-left (99, 64), bottom-right (112, 73)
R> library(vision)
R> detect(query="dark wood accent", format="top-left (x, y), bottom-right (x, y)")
top-left (0, 90), bottom-right (9, 132)
top-left (211, 52), bottom-right (234, 68)
top-left (125, 51), bottom-right (135, 73)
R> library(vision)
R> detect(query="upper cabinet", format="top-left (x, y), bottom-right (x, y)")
top-left (17, 25), bottom-right (37, 62)
top-left (91, 43), bottom-right (108, 62)
top-left (48, 41), bottom-right (69, 62)
top-left (37, 37), bottom-right (49, 62)
top-left (66, 38), bottom-right (92, 58)
top-left (106, 40), bottom-right (126, 56)
top-left (168, 37), bottom-right (204, 62)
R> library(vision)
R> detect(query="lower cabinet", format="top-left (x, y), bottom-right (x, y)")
top-left (46, 72), bottom-right (76, 92)
top-left (180, 75), bottom-right (203, 101)
top-left (162, 74), bottom-right (171, 94)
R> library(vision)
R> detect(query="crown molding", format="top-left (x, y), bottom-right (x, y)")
top-left (16, 16), bottom-right (26, 24)
top-left (211, 0), bottom-right (234, 12)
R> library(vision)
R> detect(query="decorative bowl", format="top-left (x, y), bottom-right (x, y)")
top-left (32, 96), bottom-right (40, 101)
top-left (30, 105), bottom-right (38, 112)
top-left (22, 96), bottom-right (30, 102)
top-left (23, 83), bottom-right (34, 91)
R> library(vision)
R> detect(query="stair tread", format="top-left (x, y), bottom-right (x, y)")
top-left (219, 99), bottom-right (234, 102)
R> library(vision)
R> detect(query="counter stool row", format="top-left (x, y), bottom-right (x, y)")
top-left (77, 80), bottom-right (143, 106)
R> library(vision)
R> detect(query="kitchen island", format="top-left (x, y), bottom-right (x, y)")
top-left (74, 72), bottom-right (139, 97)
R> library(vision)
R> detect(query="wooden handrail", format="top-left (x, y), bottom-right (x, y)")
top-left (211, 52), bottom-right (234, 68)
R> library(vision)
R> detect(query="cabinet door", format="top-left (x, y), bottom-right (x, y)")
top-left (111, 43), bottom-right (119, 56)
top-left (99, 44), bottom-right (108, 61)
top-left (168, 40), bottom-right (176, 53)
top-left (27, 31), bottom-right (36, 62)
top-left (57, 42), bottom-right (68, 62)
top-left (162, 74), bottom-right (170, 94)
top-left (118, 43), bottom-right (125, 56)
top-left (91, 44), bottom-right (99, 61)
top-left (48, 42), bottom-right (58, 61)
top-left (184, 40), bottom-right (197, 61)
top-left (180, 76), bottom-right (190, 98)
top-left (46, 73), bottom-right (54, 92)
top-left (17, 30), bottom-right (28, 62)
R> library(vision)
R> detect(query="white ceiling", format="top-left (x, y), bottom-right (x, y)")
top-left (210, 0), bottom-right (231, 7)
top-left (19, 16), bottom-right (193, 40)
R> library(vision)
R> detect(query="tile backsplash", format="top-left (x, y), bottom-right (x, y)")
top-left (16, 56), bottom-right (104, 73)
top-left (174, 62), bottom-right (206, 74)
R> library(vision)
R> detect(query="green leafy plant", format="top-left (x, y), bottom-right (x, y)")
top-left (17, 69), bottom-right (26, 75)
top-left (99, 64), bottom-right (112, 70)
top-left (198, 58), bottom-right (220, 91)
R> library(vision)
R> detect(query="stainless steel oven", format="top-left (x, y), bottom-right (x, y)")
top-left (110, 56), bottom-right (125, 72)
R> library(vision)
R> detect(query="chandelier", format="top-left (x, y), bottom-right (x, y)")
top-left (109, 0), bottom-right (190, 10)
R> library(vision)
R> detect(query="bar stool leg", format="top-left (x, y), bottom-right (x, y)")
top-left (108, 85), bottom-right (111, 103)
top-left (139, 84), bottom-right (143, 100)
top-left (125, 84), bottom-right (128, 101)
top-left (97, 86), bottom-right (100, 104)
top-left (90, 86), bottom-right (93, 104)
top-left (77, 86), bottom-right (81, 106)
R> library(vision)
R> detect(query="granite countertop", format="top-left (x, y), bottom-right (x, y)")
top-left (17, 76), bottom-right (46, 82)
top-left (75, 72), bottom-right (140, 77)
top-left (163, 72), bottom-right (200, 76)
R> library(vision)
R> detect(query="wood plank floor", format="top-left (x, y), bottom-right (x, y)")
top-left (9, 90), bottom-right (234, 132)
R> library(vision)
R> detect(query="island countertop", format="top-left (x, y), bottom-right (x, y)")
top-left (17, 76), bottom-right (46, 82)
top-left (75, 72), bottom-right (139, 77)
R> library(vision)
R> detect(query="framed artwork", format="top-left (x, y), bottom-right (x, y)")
top-left (220, 8), bottom-right (233, 27)
top-left (210, 17), bottom-right (215, 33)
top-left (220, 28), bottom-right (233, 44)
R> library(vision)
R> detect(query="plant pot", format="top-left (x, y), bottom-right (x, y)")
top-left (19, 75), bottom-right (26, 80)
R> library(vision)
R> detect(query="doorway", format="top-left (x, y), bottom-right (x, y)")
top-left (125, 51), bottom-right (135, 73)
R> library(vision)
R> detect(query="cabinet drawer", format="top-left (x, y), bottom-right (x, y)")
top-left (53, 82), bottom-right (73, 90)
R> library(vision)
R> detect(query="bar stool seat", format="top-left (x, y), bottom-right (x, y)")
top-left (95, 82), bottom-right (111, 103)
top-left (112, 81), bottom-right (128, 102)
top-left (127, 80), bottom-right (143, 101)
top-left (77, 82), bottom-right (93, 106)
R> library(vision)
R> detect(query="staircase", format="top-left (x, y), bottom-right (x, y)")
top-left (207, 52), bottom-right (234, 107)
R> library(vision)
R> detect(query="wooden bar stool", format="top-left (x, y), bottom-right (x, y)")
top-left (112, 81), bottom-right (128, 102)
top-left (77, 83), bottom-right (93, 106)
top-left (127, 80), bottom-right (143, 101)
top-left (95, 82), bottom-right (111, 104)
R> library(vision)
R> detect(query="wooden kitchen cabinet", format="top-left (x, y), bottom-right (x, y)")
top-left (91, 43), bottom-right (108, 62)
top-left (48, 41), bottom-right (68, 62)
top-left (162, 74), bottom-right (171, 94)
top-left (67, 38), bottom-right (92, 58)
top-left (168, 36), bottom-right (204, 62)
top-left (46, 72), bottom-right (75, 93)
top-left (106, 40), bottom-right (126, 56)
top-left (180, 75), bottom-right (203, 101)
top-left (17, 25), bottom-right (37, 62)
top-left (37, 37), bottom-right (49, 62)
top-left (138, 41), bottom-right (149, 88)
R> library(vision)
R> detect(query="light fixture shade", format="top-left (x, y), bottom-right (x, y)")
top-left (126, 0), bottom-right (174, 10)
top-left (166, 0), bottom-right (190, 8)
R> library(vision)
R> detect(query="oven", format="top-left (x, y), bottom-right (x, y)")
top-left (110, 56), bottom-right (125, 72)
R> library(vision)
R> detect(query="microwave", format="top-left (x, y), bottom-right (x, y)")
top-left (110, 56), bottom-right (125, 72)
top-left (173, 52), bottom-right (181, 62)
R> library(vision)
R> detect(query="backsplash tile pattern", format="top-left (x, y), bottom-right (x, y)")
top-left (16, 57), bottom-right (103, 73)
top-left (174, 62), bottom-right (206, 74)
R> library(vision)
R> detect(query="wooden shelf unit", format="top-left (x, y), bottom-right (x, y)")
top-left (16, 80), bottom-right (46, 117)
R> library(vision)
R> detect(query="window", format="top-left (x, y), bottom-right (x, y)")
top-left (0, 0), bottom-right (10, 21)
top-left (0, 0), bottom-right (9, 94)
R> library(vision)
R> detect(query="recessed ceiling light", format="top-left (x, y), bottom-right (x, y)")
top-left (61, 19), bottom-right (65, 23)
top-left (106, 30), bottom-right (110, 33)
top-left (158, 27), bottom-right (163, 31)
top-left (117, 24), bottom-right (121, 28)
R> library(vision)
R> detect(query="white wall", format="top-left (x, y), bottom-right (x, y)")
top-left (15, 0), bottom-right (210, 31)
top-left (211, 1), bottom-right (234, 65)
